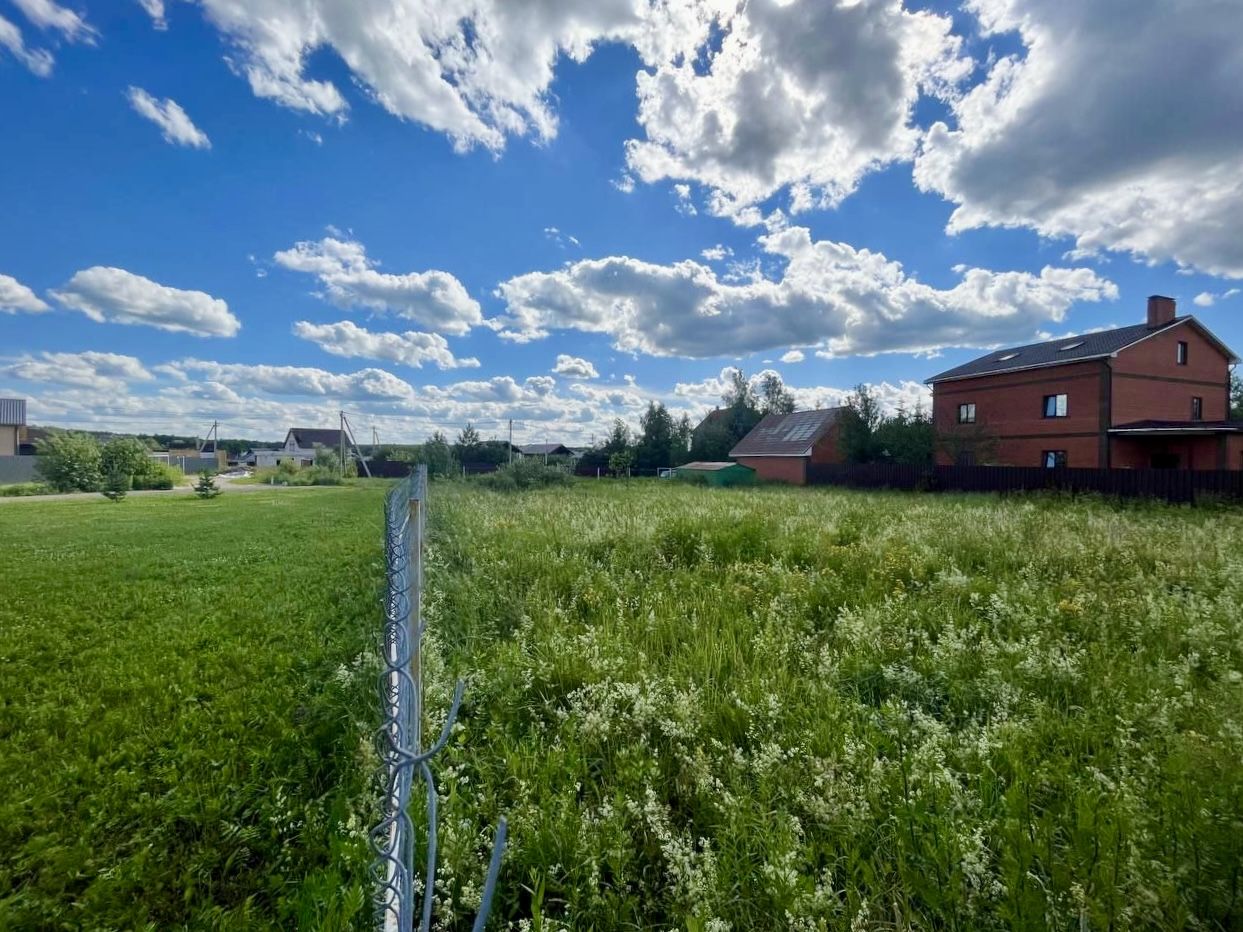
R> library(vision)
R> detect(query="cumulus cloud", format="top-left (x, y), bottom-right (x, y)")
top-left (51, 267), bottom-right (241, 337)
top-left (780, 349), bottom-right (804, 364)
top-left (1193, 288), bottom-right (1240, 308)
top-left (165, 358), bottom-right (414, 401)
top-left (293, 319), bottom-right (479, 370)
top-left (10, 0), bottom-right (96, 43)
top-left (274, 236), bottom-right (482, 335)
top-left (701, 244), bottom-right (733, 262)
top-left (915, 0), bottom-right (1243, 278)
top-left (551, 354), bottom-right (599, 380)
top-left (626, 0), bottom-right (969, 219)
top-left (494, 225), bottom-right (1116, 358)
top-left (544, 227), bottom-right (580, 249)
top-left (127, 87), bottom-right (211, 148)
top-left (194, 0), bottom-right (655, 150)
top-left (0, 351), bottom-right (152, 390)
top-left (0, 13), bottom-right (53, 76)
top-left (0, 273), bottom-right (50, 313)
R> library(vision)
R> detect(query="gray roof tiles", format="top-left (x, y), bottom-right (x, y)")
top-left (729, 407), bottom-right (846, 457)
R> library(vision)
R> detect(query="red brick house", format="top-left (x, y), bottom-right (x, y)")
top-left (928, 296), bottom-right (1242, 470)
top-left (729, 407), bottom-right (847, 484)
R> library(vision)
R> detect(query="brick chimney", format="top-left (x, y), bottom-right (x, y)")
top-left (1147, 295), bottom-right (1176, 328)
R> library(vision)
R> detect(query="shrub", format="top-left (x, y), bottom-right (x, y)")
top-left (100, 437), bottom-right (157, 483)
top-left (0, 482), bottom-right (51, 497)
top-left (194, 472), bottom-right (222, 499)
top-left (100, 470), bottom-right (130, 502)
top-left (132, 465), bottom-right (178, 490)
top-left (35, 431), bottom-right (102, 492)
top-left (476, 459), bottom-right (571, 492)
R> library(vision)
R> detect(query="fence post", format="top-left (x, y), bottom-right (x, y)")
top-left (408, 465), bottom-right (426, 755)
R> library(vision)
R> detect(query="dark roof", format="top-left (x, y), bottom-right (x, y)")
top-left (678, 461), bottom-right (748, 471)
top-left (289, 427), bottom-right (347, 448)
top-left (1110, 420), bottom-right (1243, 433)
top-left (925, 317), bottom-right (1238, 384)
top-left (729, 408), bottom-right (846, 457)
top-left (693, 408), bottom-right (731, 435)
top-left (518, 443), bottom-right (573, 456)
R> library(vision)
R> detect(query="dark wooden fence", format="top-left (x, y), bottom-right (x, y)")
top-left (806, 463), bottom-right (1243, 503)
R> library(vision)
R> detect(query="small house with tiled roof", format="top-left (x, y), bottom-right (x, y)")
top-left (728, 407), bottom-right (848, 484)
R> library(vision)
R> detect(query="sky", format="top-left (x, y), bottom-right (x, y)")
top-left (1, 0), bottom-right (1241, 447)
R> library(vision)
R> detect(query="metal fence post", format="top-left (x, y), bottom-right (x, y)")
top-left (408, 466), bottom-right (425, 758)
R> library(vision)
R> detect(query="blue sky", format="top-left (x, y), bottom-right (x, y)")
top-left (1, 0), bottom-right (1240, 445)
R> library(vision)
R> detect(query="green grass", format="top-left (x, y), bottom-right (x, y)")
top-left (419, 481), bottom-right (1243, 931)
top-left (0, 487), bottom-right (387, 930)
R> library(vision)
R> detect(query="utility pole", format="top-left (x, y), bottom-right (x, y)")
top-left (339, 410), bottom-right (346, 471)
top-left (508, 419), bottom-right (513, 464)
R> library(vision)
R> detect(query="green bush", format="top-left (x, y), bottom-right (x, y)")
top-left (35, 431), bottom-right (102, 492)
top-left (132, 465), bottom-right (178, 490)
top-left (476, 459), bottom-right (571, 492)
top-left (0, 482), bottom-right (51, 497)
top-left (100, 470), bottom-right (130, 502)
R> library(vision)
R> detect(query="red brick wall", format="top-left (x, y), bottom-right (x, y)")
top-left (932, 360), bottom-right (1106, 467)
top-left (1111, 435), bottom-right (1225, 470)
top-left (1111, 323), bottom-right (1231, 424)
top-left (1229, 436), bottom-right (1243, 471)
top-left (734, 456), bottom-right (807, 484)
top-left (809, 424), bottom-right (844, 464)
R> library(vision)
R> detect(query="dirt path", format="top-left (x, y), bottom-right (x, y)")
top-left (0, 475), bottom-right (321, 504)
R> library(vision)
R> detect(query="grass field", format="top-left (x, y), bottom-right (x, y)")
top-left (3, 481), bottom-right (1242, 931)
top-left (420, 482), bottom-right (1243, 931)
top-left (0, 486), bottom-right (386, 930)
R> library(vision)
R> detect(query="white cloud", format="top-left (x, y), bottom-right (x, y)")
top-left (0, 273), bottom-right (50, 313)
top-left (551, 354), bottom-right (599, 380)
top-left (165, 358), bottom-right (414, 401)
top-left (51, 267), bottom-right (241, 337)
top-left (0, 351), bottom-right (152, 390)
top-left (274, 236), bottom-right (482, 335)
top-left (136, 0), bottom-right (166, 30)
top-left (626, 0), bottom-right (969, 219)
top-left (700, 244), bottom-right (733, 262)
top-left (915, 0), bottom-right (1243, 278)
top-left (194, 0), bottom-right (654, 150)
top-left (127, 87), bottom-right (211, 149)
top-left (543, 226), bottom-right (581, 249)
top-left (673, 183), bottom-right (696, 216)
top-left (292, 319), bottom-right (479, 370)
top-left (672, 365), bottom-right (930, 418)
top-left (10, 0), bottom-right (96, 43)
top-left (1193, 288), bottom-right (1240, 309)
top-left (494, 225), bottom-right (1116, 358)
top-left (0, 13), bottom-right (53, 76)
top-left (780, 349), bottom-right (804, 364)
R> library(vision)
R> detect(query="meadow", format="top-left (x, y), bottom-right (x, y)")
top-left (421, 481), bottom-right (1243, 931)
top-left (2, 481), bottom-right (1241, 931)
top-left (0, 486), bottom-right (386, 930)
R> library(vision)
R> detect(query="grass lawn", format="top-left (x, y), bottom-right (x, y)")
top-left (419, 481), bottom-right (1243, 931)
top-left (0, 486), bottom-right (387, 931)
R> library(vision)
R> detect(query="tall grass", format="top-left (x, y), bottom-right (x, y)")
top-left (421, 482), bottom-right (1243, 930)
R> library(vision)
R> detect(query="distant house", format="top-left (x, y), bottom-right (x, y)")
top-left (673, 461), bottom-right (755, 486)
top-left (729, 407), bottom-right (848, 485)
top-left (928, 296), bottom-right (1243, 470)
top-left (517, 443), bottom-right (576, 460)
top-left (255, 427), bottom-right (348, 468)
top-left (692, 408), bottom-right (731, 445)
top-left (0, 399), bottom-right (24, 457)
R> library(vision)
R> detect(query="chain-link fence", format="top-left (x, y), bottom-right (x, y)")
top-left (370, 465), bottom-right (506, 931)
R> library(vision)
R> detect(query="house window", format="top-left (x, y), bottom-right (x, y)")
top-left (1043, 450), bottom-right (1067, 468)
top-left (1176, 341), bottom-right (1188, 365)
top-left (1192, 396), bottom-right (1203, 420)
top-left (1042, 394), bottom-right (1068, 418)
top-left (957, 403), bottom-right (976, 424)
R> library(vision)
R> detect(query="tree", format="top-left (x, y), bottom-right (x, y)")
top-left (721, 369), bottom-right (763, 445)
top-left (35, 431), bottom-right (102, 492)
top-left (689, 418), bottom-right (734, 462)
top-left (671, 414), bottom-right (692, 466)
top-left (101, 437), bottom-right (156, 482)
top-left (759, 372), bottom-right (796, 416)
top-left (101, 470), bottom-right (129, 502)
top-left (455, 423), bottom-right (482, 463)
top-left (1231, 373), bottom-right (1243, 420)
top-left (874, 404), bottom-right (935, 466)
top-left (837, 384), bottom-right (885, 463)
top-left (601, 419), bottom-right (631, 454)
top-left (608, 449), bottom-right (634, 478)
top-left (423, 432), bottom-right (455, 477)
top-left (195, 471), bottom-right (222, 498)
top-left (635, 401), bottom-right (675, 470)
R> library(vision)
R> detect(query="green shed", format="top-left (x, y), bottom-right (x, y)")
top-left (672, 461), bottom-right (756, 487)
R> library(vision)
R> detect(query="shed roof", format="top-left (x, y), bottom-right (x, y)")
top-left (518, 443), bottom-right (573, 456)
top-left (678, 461), bottom-right (749, 471)
top-left (288, 427), bottom-right (347, 448)
top-left (1110, 420), bottom-right (1243, 434)
top-left (925, 316), bottom-right (1238, 384)
top-left (729, 408), bottom-right (846, 458)
top-left (0, 398), bottom-right (26, 426)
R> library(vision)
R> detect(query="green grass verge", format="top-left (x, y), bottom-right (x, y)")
top-left (420, 482), bottom-right (1243, 930)
top-left (0, 487), bottom-right (387, 930)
